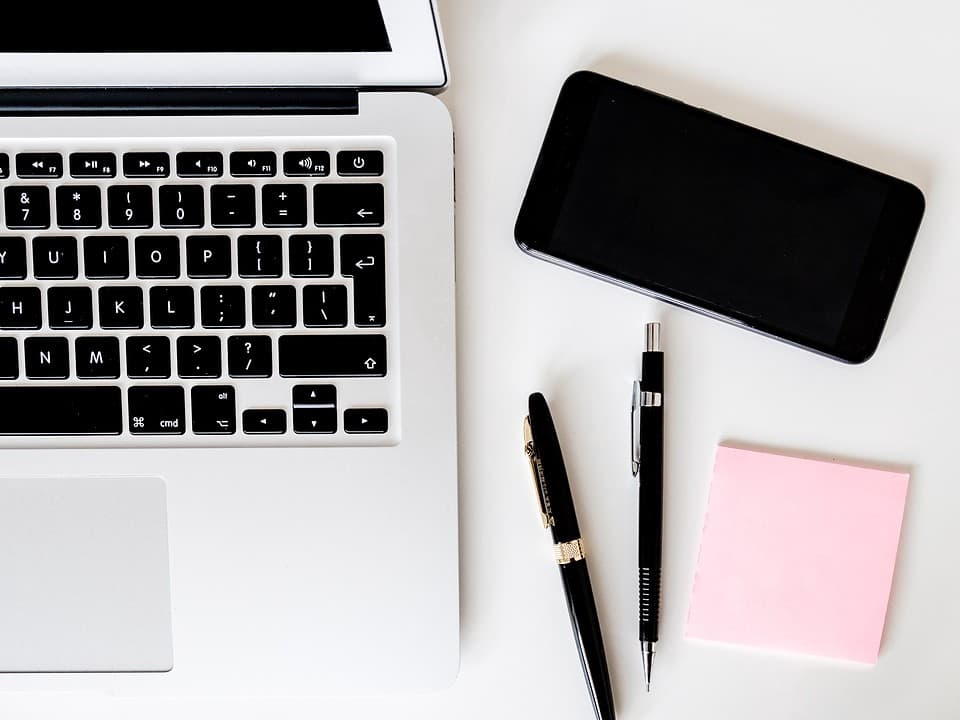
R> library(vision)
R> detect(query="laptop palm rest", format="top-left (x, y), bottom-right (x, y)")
top-left (0, 476), bottom-right (173, 672)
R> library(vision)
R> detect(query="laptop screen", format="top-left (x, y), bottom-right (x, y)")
top-left (0, 2), bottom-right (391, 53)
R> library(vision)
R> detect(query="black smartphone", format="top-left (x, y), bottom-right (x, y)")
top-left (515, 71), bottom-right (925, 363)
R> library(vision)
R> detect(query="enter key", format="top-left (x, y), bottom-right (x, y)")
top-left (341, 234), bottom-right (385, 328)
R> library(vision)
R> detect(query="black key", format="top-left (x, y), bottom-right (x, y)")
top-left (0, 153), bottom-right (8, 180)
top-left (344, 408), bottom-right (389, 434)
top-left (177, 152), bottom-right (223, 178)
top-left (238, 234), bottom-right (282, 277)
top-left (0, 337), bottom-right (18, 379)
top-left (83, 236), bottom-right (129, 279)
top-left (33, 236), bottom-right (78, 279)
top-left (211, 185), bottom-right (255, 228)
top-left (24, 337), bottom-right (69, 379)
top-left (200, 285), bottom-right (245, 328)
top-left (177, 335), bottom-right (222, 378)
top-left (191, 385), bottom-right (236, 434)
top-left (128, 386), bottom-right (185, 435)
top-left (262, 184), bottom-right (306, 227)
top-left (230, 151), bottom-right (276, 177)
top-left (123, 152), bottom-right (170, 178)
top-left (228, 335), bottom-right (272, 378)
top-left (242, 409), bottom-right (286, 435)
top-left (341, 234), bottom-right (385, 327)
top-left (0, 387), bottom-right (121, 435)
top-left (48, 286), bottom-right (93, 329)
top-left (279, 335), bottom-right (387, 377)
top-left (99, 286), bottom-right (144, 329)
top-left (56, 186), bottom-right (102, 230)
top-left (0, 236), bottom-right (27, 279)
top-left (16, 152), bottom-right (62, 179)
top-left (292, 384), bottom-right (337, 434)
top-left (187, 235), bottom-right (231, 278)
top-left (251, 285), bottom-right (296, 328)
top-left (289, 234), bottom-right (333, 277)
top-left (70, 152), bottom-right (116, 179)
top-left (135, 235), bottom-right (181, 278)
top-left (159, 185), bottom-right (204, 228)
top-left (108, 185), bottom-right (153, 229)
top-left (314, 184), bottom-right (384, 227)
top-left (75, 337), bottom-right (121, 379)
top-left (293, 384), bottom-right (336, 407)
top-left (5, 186), bottom-right (51, 230)
top-left (0, 287), bottom-right (41, 329)
top-left (283, 150), bottom-right (330, 177)
top-left (337, 150), bottom-right (384, 177)
top-left (150, 286), bottom-right (194, 328)
top-left (126, 336), bottom-right (171, 379)
top-left (303, 285), bottom-right (348, 327)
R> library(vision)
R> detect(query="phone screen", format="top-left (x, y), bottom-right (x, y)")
top-left (516, 72), bottom-right (924, 362)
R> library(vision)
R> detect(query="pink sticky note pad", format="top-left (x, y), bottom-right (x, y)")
top-left (685, 445), bottom-right (909, 664)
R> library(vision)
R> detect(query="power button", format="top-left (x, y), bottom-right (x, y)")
top-left (337, 150), bottom-right (384, 177)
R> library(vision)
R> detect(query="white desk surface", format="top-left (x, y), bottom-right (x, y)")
top-left (5, 1), bottom-right (959, 717)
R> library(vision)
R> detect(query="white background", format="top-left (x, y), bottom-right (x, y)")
top-left (5, 0), bottom-right (960, 717)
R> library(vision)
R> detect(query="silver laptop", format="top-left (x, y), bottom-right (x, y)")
top-left (0, 1), bottom-right (458, 696)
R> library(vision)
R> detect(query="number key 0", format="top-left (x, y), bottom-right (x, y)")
top-left (159, 185), bottom-right (205, 228)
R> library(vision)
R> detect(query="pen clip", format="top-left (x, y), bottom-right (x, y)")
top-left (631, 380), bottom-right (642, 477)
top-left (523, 416), bottom-right (554, 528)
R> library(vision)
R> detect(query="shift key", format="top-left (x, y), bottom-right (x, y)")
top-left (279, 335), bottom-right (387, 377)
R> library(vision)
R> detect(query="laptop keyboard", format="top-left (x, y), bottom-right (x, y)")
top-left (0, 140), bottom-right (399, 446)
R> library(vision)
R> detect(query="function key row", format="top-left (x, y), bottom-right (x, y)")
top-left (1, 183), bottom-right (384, 230)
top-left (0, 333), bottom-right (387, 380)
top-left (0, 151), bottom-right (383, 180)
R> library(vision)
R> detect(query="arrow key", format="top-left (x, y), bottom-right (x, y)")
top-left (293, 409), bottom-right (337, 434)
top-left (242, 409), bottom-right (287, 435)
top-left (344, 408), bottom-right (388, 434)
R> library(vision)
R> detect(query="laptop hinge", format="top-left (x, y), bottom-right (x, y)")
top-left (0, 87), bottom-right (360, 116)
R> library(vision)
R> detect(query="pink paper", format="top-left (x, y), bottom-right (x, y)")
top-left (685, 445), bottom-right (909, 664)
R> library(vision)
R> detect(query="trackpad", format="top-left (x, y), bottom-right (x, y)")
top-left (0, 476), bottom-right (173, 672)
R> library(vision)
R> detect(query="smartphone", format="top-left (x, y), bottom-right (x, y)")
top-left (515, 71), bottom-right (925, 363)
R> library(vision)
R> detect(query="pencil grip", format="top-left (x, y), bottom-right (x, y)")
top-left (639, 565), bottom-right (661, 642)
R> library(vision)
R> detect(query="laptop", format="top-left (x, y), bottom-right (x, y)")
top-left (0, 1), bottom-right (458, 696)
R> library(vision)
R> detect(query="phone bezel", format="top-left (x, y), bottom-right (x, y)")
top-left (515, 71), bottom-right (925, 363)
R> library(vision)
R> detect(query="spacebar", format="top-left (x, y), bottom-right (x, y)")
top-left (0, 387), bottom-right (122, 435)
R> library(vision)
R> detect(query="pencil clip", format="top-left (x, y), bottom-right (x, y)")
top-left (631, 381), bottom-right (642, 477)
top-left (523, 416), bottom-right (554, 528)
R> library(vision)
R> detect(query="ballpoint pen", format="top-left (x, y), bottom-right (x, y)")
top-left (524, 392), bottom-right (616, 720)
top-left (632, 322), bottom-right (663, 692)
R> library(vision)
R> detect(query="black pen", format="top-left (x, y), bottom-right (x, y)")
top-left (524, 392), bottom-right (616, 720)
top-left (632, 322), bottom-right (663, 691)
